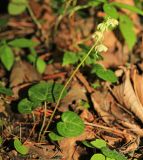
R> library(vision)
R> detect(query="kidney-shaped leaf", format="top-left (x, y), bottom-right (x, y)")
top-left (18, 98), bottom-right (33, 114)
top-left (14, 138), bottom-right (29, 155)
top-left (28, 82), bottom-right (67, 103)
top-left (57, 111), bottom-right (85, 137)
top-left (90, 154), bottom-right (105, 160)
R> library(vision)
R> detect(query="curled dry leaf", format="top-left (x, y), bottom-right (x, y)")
top-left (113, 69), bottom-right (143, 123)
top-left (132, 69), bottom-right (143, 106)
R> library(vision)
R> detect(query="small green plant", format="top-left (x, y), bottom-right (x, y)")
top-left (49, 111), bottom-right (85, 140)
top-left (0, 38), bottom-right (46, 73)
top-left (18, 82), bottom-right (67, 114)
top-left (42, 17), bottom-right (119, 140)
top-left (17, 81), bottom-right (67, 141)
top-left (14, 138), bottom-right (29, 155)
top-left (83, 139), bottom-right (127, 160)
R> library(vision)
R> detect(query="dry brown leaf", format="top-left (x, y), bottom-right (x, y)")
top-left (113, 69), bottom-right (143, 123)
top-left (60, 82), bottom-right (87, 112)
top-left (120, 136), bottom-right (140, 154)
top-left (10, 60), bottom-right (41, 87)
top-left (91, 92), bottom-right (115, 124)
top-left (59, 128), bottom-right (95, 160)
top-left (132, 69), bottom-right (143, 106)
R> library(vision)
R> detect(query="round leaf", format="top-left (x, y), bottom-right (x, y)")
top-left (0, 45), bottom-right (14, 71)
top-left (28, 82), bottom-right (67, 103)
top-left (57, 111), bottom-right (85, 137)
top-left (14, 138), bottom-right (29, 155)
top-left (8, 3), bottom-right (27, 15)
top-left (18, 98), bottom-right (33, 114)
top-left (90, 154), bottom-right (105, 160)
top-left (90, 139), bottom-right (106, 149)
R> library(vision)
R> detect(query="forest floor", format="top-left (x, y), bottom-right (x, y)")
top-left (1, 0), bottom-right (143, 160)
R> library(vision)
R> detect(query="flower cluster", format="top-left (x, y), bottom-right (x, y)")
top-left (94, 17), bottom-right (118, 53)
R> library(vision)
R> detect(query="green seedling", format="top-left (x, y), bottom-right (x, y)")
top-left (49, 111), bottom-right (85, 140)
top-left (14, 138), bottom-right (29, 155)
top-left (18, 82), bottom-right (67, 114)
top-left (0, 38), bottom-right (46, 73)
top-left (17, 82), bottom-right (67, 141)
top-left (83, 139), bottom-right (127, 160)
top-left (43, 17), bottom-right (119, 140)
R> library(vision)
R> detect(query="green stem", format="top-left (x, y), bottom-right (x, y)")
top-left (40, 42), bottom-right (97, 140)
top-left (27, 3), bottom-right (41, 29)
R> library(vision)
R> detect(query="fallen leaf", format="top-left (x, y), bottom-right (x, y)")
top-left (10, 60), bottom-right (41, 87)
top-left (113, 69), bottom-right (143, 123)
top-left (59, 127), bottom-right (95, 160)
top-left (132, 69), bottom-right (143, 106)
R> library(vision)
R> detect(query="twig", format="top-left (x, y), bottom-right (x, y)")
top-left (38, 102), bottom-right (47, 142)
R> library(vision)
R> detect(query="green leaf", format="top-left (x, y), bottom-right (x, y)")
top-left (90, 139), bottom-right (107, 149)
top-left (8, 3), bottom-right (27, 15)
top-left (27, 54), bottom-right (37, 63)
top-left (88, 0), bottom-right (107, 5)
top-left (111, 2), bottom-right (143, 15)
top-left (0, 45), bottom-right (14, 71)
top-left (91, 64), bottom-right (117, 83)
top-left (101, 147), bottom-right (127, 160)
top-left (82, 140), bottom-right (95, 148)
top-left (11, 0), bottom-right (28, 4)
top-left (14, 138), bottom-right (29, 155)
top-left (0, 136), bottom-right (3, 146)
top-left (18, 98), bottom-right (33, 114)
top-left (106, 158), bottom-right (116, 160)
top-left (0, 18), bottom-right (9, 27)
top-left (49, 132), bottom-right (64, 141)
top-left (90, 154), bottom-right (105, 160)
top-left (8, 38), bottom-right (38, 48)
top-left (36, 58), bottom-right (46, 74)
top-left (119, 14), bottom-right (136, 49)
top-left (28, 82), bottom-right (67, 103)
top-left (57, 111), bottom-right (85, 137)
top-left (103, 3), bottom-right (119, 19)
top-left (63, 51), bottom-right (79, 66)
top-left (0, 85), bottom-right (13, 96)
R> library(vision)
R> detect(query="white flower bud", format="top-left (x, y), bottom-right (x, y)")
top-left (94, 31), bottom-right (103, 41)
top-left (95, 44), bottom-right (108, 52)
